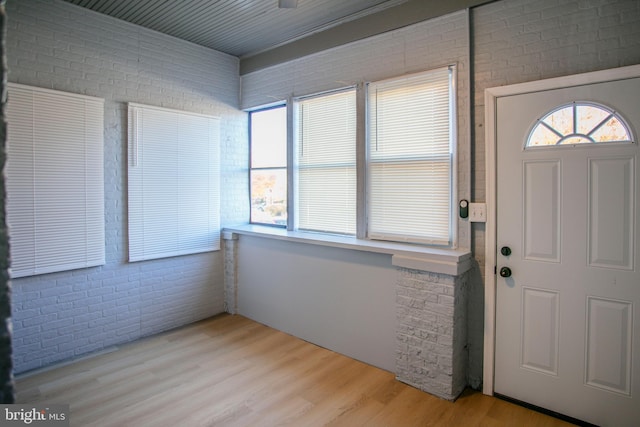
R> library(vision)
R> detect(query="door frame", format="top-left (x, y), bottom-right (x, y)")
top-left (482, 64), bottom-right (640, 396)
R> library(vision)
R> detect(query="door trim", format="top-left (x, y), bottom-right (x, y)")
top-left (483, 64), bottom-right (640, 396)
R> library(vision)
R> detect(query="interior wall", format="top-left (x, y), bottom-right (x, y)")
top-left (240, 0), bottom-right (493, 74)
top-left (239, 9), bottom-right (477, 383)
top-left (6, 0), bottom-right (248, 374)
top-left (469, 0), bottom-right (640, 386)
top-left (5, 0), bottom-right (639, 385)
top-left (241, 9), bottom-right (472, 251)
top-left (237, 236), bottom-right (397, 372)
top-left (238, 0), bottom-right (640, 390)
top-left (471, 0), bottom-right (640, 281)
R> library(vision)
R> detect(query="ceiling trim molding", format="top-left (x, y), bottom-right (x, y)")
top-left (239, 0), bottom-right (492, 75)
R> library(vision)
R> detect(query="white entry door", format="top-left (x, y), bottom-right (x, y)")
top-left (495, 75), bottom-right (640, 426)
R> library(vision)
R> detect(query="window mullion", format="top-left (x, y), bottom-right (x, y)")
top-left (287, 96), bottom-right (296, 231)
top-left (356, 82), bottom-right (367, 239)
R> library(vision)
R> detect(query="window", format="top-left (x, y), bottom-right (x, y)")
top-left (368, 67), bottom-right (454, 245)
top-left (128, 103), bottom-right (220, 262)
top-left (527, 102), bottom-right (633, 147)
top-left (296, 89), bottom-right (357, 235)
top-left (250, 106), bottom-right (287, 226)
top-left (6, 83), bottom-right (105, 278)
top-left (248, 66), bottom-right (455, 247)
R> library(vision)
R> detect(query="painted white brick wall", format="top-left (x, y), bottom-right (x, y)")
top-left (473, 0), bottom-right (640, 205)
top-left (468, 0), bottom-right (640, 388)
top-left (7, 0), bottom-right (248, 373)
top-left (472, 0), bottom-right (640, 269)
top-left (240, 0), bottom-right (640, 392)
top-left (395, 268), bottom-right (468, 400)
top-left (7, 0), bottom-right (639, 385)
top-left (241, 11), bottom-right (469, 110)
top-left (241, 10), bottom-right (475, 394)
top-left (222, 233), bottom-right (239, 315)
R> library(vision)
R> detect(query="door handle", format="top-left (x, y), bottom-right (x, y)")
top-left (501, 246), bottom-right (511, 256)
top-left (499, 267), bottom-right (512, 278)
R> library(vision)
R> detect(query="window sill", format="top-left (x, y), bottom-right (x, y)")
top-left (223, 224), bottom-right (472, 276)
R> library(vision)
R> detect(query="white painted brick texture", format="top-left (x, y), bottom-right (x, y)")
top-left (242, 10), bottom-right (475, 396)
top-left (467, 0), bottom-right (640, 388)
top-left (222, 233), bottom-right (239, 315)
top-left (472, 0), bottom-right (640, 264)
top-left (7, 0), bottom-right (640, 385)
top-left (396, 268), bottom-right (468, 400)
top-left (7, 0), bottom-right (248, 373)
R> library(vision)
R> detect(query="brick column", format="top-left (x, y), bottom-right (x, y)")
top-left (222, 232), bottom-right (239, 314)
top-left (395, 268), bottom-right (468, 401)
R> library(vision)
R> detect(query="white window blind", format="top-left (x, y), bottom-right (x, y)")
top-left (127, 103), bottom-right (220, 262)
top-left (368, 67), bottom-right (454, 245)
top-left (296, 89), bottom-right (356, 235)
top-left (6, 83), bottom-right (105, 278)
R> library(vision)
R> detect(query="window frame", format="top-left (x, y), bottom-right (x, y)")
top-left (247, 65), bottom-right (458, 248)
top-left (292, 87), bottom-right (358, 235)
top-left (127, 103), bottom-right (221, 262)
top-left (6, 83), bottom-right (106, 278)
top-left (249, 103), bottom-right (288, 227)
top-left (365, 67), bottom-right (456, 246)
top-left (525, 101), bottom-right (635, 149)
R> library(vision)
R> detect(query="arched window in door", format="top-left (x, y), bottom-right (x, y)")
top-left (526, 102), bottom-right (634, 147)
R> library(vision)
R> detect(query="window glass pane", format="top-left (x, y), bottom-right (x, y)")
top-left (576, 105), bottom-right (610, 135)
top-left (251, 106), bottom-right (287, 168)
top-left (371, 75), bottom-right (450, 160)
top-left (560, 136), bottom-right (591, 145)
top-left (590, 117), bottom-right (630, 142)
top-left (250, 106), bottom-right (287, 226)
top-left (297, 89), bottom-right (356, 235)
top-left (7, 84), bottom-right (106, 277)
top-left (368, 67), bottom-right (453, 245)
top-left (542, 106), bottom-right (573, 136)
top-left (528, 124), bottom-right (560, 146)
top-left (527, 102), bottom-right (633, 147)
top-left (128, 104), bottom-right (220, 262)
top-left (251, 169), bottom-right (287, 226)
top-left (369, 161), bottom-right (450, 239)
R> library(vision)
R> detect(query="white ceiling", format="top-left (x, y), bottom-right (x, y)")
top-left (60, 0), bottom-right (412, 58)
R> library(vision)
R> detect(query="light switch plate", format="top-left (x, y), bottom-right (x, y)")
top-left (469, 203), bottom-right (486, 222)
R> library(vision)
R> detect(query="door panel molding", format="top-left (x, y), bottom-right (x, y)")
top-left (523, 160), bottom-right (562, 263)
top-left (585, 296), bottom-right (633, 396)
top-left (588, 156), bottom-right (635, 270)
top-left (521, 287), bottom-right (560, 376)
top-left (483, 64), bottom-right (640, 396)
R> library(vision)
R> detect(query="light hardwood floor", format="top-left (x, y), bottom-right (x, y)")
top-left (16, 314), bottom-right (574, 427)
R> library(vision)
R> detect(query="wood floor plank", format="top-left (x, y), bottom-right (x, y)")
top-left (16, 314), bottom-right (576, 427)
